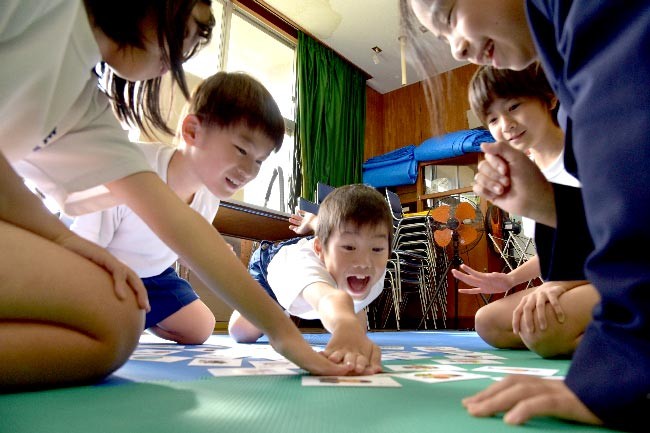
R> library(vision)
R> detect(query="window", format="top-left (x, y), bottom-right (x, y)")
top-left (183, 0), bottom-right (297, 213)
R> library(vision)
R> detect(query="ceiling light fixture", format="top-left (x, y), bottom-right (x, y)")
top-left (371, 46), bottom-right (382, 65)
top-left (398, 36), bottom-right (407, 86)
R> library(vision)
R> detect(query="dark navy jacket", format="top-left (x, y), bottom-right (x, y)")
top-left (527, 0), bottom-right (650, 430)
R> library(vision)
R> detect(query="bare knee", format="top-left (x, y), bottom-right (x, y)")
top-left (150, 302), bottom-right (216, 345)
top-left (520, 304), bottom-right (578, 358)
top-left (474, 306), bottom-right (506, 348)
top-left (94, 298), bottom-right (145, 376)
top-left (228, 311), bottom-right (263, 343)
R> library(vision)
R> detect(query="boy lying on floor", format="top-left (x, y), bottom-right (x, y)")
top-left (228, 184), bottom-right (392, 374)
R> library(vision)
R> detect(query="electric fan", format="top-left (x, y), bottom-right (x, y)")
top-left (419, 194), bottom-right (484, 329)
top-left (429, 194), bottom-right (484, 253)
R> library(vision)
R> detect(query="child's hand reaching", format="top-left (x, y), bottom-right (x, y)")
top-left (289, 210), bottom-right (317, 235)
top-left (321, 321), bottom-right (382, 375)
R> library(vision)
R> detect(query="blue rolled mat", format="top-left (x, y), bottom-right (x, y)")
top-left (362, 158), bottom-right (417, 188)
top-left (414, 129), bottom-right (494, 162)
top-left (363, 144), bottom-right (415, 170)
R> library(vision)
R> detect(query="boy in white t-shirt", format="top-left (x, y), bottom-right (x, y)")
top-left (72, 71), bottom-right (283, 344)
top-left (229, 184), bottom-right (392, 374)
top-left (451, 64), bottom-right (599, 358)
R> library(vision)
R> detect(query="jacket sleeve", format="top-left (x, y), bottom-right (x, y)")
top-left (527, 0), bottom-right (650, 430)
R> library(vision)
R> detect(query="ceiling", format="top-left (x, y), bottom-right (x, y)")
top-left (260, 0), bottom-right (465, 94)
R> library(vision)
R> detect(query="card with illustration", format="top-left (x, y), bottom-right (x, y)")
top-left (472, 366), bottom-right (559, 376)
top-left (384, 364), bottom-right (466, 373)
top-left (188, 357), bottom-right (242, 367)
top-left (397, 370), bottom-right (489, 384)
top-left (434, 358), bottom-right (503, 365)
top-left (132, 349), bottom-right (182, 356)
top-left (208, 367), bottom-right (299, 377)
top-left (445, 353), bottom-right (507, 360)
top-left (249, 360), bottom-right (300, 370)
top-left (381, 351), bottom-right (430, 361)
top-left (129, 355), bottom-right (191, 363)
top-left (302, 375), bottom-right (401, 387)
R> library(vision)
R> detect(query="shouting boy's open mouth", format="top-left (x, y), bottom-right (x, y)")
top-left (347, 275), bottom-right (370, 297)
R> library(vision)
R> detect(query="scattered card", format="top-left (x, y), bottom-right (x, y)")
top-left (397, 370), bottom-right (489, 384)
top-left (132, 349), bottom-right (181, 356)
top-left (302, 375), bottom-right (401, 388)
top-left (472, 366), bottom-right (559, 376)
top-left (208, 368), bottom-right (298, 377)
top-left (381, 351), bottom-right (430, 360)
top-left (249, 360), bottom-right (300, 370)
top-left (445, 353), bottom-right (507, 360)
top-left (129, 355), bottom-right (190, 363)
top-left (385, 364), bottom-right (466, 372)
top-left (189, 358), bottom-right (242, 367)
top-left (434, 358), bottom-right (503, 365)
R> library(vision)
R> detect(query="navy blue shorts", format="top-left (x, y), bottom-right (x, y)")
top-left (248, 236), bottom-right (309, 302)
top-left (142, 267), bottom-right (199, 329)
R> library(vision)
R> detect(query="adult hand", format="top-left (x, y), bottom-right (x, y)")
top-left (55, 231), bottom-right (150, 311)
top-left (462, 375), bottom-right (602, 426)
top-left (475, 142), bottom-right (556, 227)
top-left (453, 263), bottom-right (513, 295)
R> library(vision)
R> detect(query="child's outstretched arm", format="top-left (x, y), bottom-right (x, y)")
top-left (453, 257), bottom-right (541, 295)
top-left (107, 171), bottom-right (351, 376)
top-left (302, 282), bottom-right (382, 374)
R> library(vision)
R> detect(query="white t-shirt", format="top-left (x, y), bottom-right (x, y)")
top-left (522, 149), bottom-right (581, 238)
top-left (266, 237), bottom-right (385, 320)
top-left (1, 0), bottom-right (152, 215)
top-left (71, 143), bottom-right (221, 277)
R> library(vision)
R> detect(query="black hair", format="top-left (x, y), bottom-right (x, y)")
top-left (469, 63), bottom-right (559, 126)
top-left (189, 71), bottom-right (285, 151)
top-left (316, 184), bottom-right (393, 252)
top-left (84, 0), bottom-right (215, 135)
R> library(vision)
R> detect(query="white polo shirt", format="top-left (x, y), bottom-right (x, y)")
top-left (267, 237), bottom-right (385, 320)
top-left (71, 143), bottom-right (221, 278)
top-left (1, 0), bottom-right (152, 215)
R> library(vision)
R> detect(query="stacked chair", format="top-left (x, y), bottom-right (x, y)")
top-left (373, 189), bottom-right (449, 330)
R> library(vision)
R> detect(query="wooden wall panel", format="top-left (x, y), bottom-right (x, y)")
top-left (364, 64), bottom-right (479, 159)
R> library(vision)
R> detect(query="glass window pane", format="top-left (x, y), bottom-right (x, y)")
top-left (183, 0), bottom-right (225, 78)
top-left (243, 134), bottom-right (294, 212)
top-left (227, 11), bottom-right (296, 121)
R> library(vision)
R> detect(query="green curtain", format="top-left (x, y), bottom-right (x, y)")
top-left (291, 31), bottom-right (366, 204)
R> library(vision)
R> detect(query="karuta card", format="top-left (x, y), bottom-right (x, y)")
top-left (185, 346), bottom-right (231, 352)
top-left (249, 360), bottom-right (300, 370)
top-left (397, 370), bottom-right (489, 384)
top-left (381, 351), bottom-right (430, 360)
top-left (445, 353), bottom-right (507, 360)
top-left (491, 375), bottom-right (565, 381)
top-left (208, 367), bottom-right (298, 377)
top-left (380, 346), bottom-right (405, 351)
top-left (188, 357), bottom-right (243, 367)
top-left (472, 366), bottom-right (559, 376)
top-left (434, 358), bottom-right (503, 365)
top-left (384, 364), bottom-right (466, 372)
top-left (129, 355), bottom-right (190, 363)
top-left (132, 349), bottom-right (182, 356)
top-left (137, 344), bottom-right (186, 350)
top-left (301, 375), bottom-right (401, 388)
